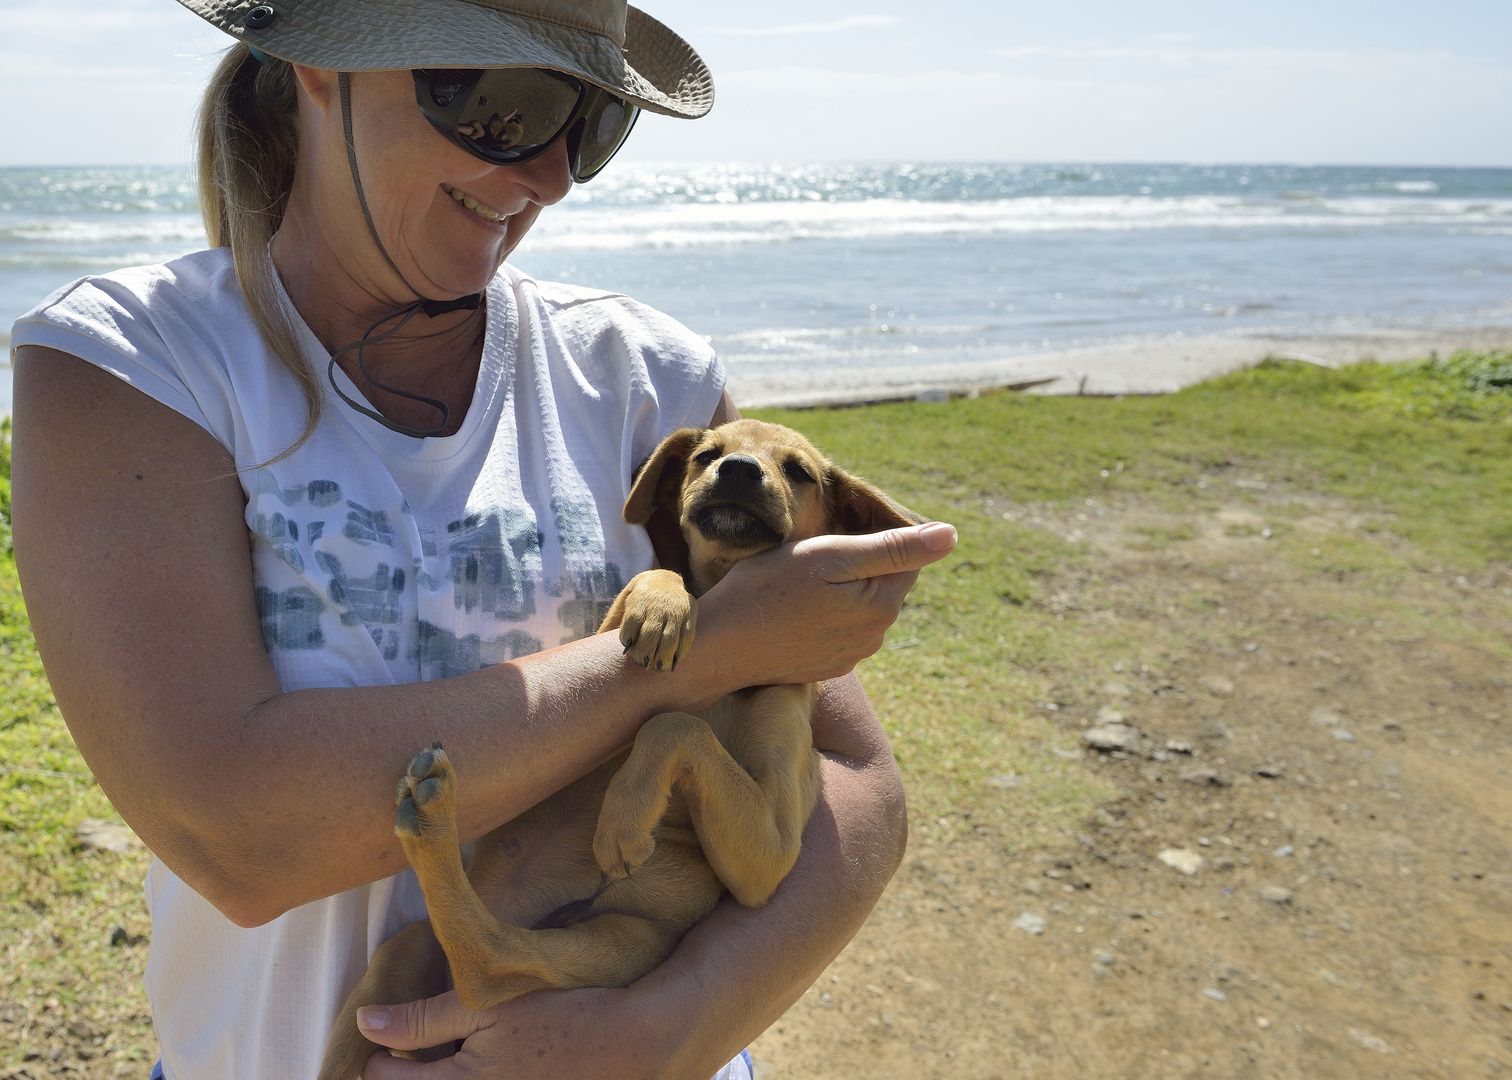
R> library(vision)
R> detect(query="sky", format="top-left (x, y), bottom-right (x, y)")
top-left (0, 0), bottom-right (1508, 166)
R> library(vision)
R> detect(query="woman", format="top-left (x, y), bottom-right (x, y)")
top-left (8, 1), bottom-right (956, 1077)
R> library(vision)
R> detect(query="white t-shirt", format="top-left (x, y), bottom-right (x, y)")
top-left (11, 248), bottom-right (734, 1079)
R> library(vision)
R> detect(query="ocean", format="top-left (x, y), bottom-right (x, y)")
top-left (3, 162), bottom-right (1511, 413)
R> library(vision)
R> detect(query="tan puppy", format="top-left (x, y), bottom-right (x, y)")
top-left (318, 419), bottom-right (925, 1079)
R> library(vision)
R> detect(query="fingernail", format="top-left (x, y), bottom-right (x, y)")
top-left (919, 522), bottom-right (957, 551)
top-left (357, 1006), bottom-right (390, 1032)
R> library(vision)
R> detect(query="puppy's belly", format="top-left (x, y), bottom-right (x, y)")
top-left (465, 754), bottom-right (628, 930)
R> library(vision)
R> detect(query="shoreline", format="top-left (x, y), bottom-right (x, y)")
top-left (4, 327), bottom-right (1510, 417)
top-left (724, 326), bottom-right (1512, 409)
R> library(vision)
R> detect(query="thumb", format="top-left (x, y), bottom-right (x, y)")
top-left (808, 522), bottom-right (957, 583)
top-left (358, 990), bottom-right (496, 1052)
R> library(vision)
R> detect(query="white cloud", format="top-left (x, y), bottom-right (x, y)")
top-left (703, 15), bottom-right (900, 37)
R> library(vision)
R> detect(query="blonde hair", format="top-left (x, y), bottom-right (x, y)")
top-left (196, 44), bottom-right (321, 459)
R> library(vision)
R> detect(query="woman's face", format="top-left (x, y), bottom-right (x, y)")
top-left (296, 66), bottom-right (573, 302)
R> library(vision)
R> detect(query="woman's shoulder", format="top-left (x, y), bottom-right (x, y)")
top-left (16, 248), bottom-right (245, 345)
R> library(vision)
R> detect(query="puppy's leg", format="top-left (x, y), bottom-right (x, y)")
top-left (593, 692), bottom-right (821, 908)
top-left (599, 568), bottom-right (696, 672)
top-left (316, 920), bottom-right (450, 1080)
top-left (394, 746), bottom-right (677, 1009)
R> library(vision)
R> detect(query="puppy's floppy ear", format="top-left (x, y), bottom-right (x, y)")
top-left (624, 428), bottom-right (706, 525)
top-left (826, 465), bottom-right (928, 534)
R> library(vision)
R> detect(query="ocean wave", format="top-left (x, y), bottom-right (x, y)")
top-left (0, 215), bottom-right (206, 246)
top-left (518, 194), bottom-right (1512, 252)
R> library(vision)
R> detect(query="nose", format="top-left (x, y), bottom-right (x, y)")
top-left (508, 136), bottom-right (574, 206)
top-left (716, 455), bottom-right (764, 488)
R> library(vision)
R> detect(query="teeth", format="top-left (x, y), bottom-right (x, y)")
top-left (441, 183), bottom-right (505, 223)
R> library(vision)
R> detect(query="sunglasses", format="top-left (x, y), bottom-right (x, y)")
top-left (412, 67), bottom-right (639, 183)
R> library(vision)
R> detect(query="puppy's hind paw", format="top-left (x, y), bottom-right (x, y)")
top-left (394, 742), bottom-right (457, 842)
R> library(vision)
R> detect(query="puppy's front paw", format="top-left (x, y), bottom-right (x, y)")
top-left (592, 800), bottom-right (659, 883)
top-left (617, 570), bottom-right (696, 673)
top-left (394, 743), bottom-right (457, 844)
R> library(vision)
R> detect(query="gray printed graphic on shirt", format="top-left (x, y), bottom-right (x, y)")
top-left (415, 622), bottom-right (544, 679)
top-left (256, 585), bottom-right (326, 651)
top-left (253, 509), bottom-right (306, 573)
top-left (446, 509), bottom-right (542, 621)
top-left (316, 551), bottom-right (406, 627)
top-left (344, 501), bottom-right (398, 547)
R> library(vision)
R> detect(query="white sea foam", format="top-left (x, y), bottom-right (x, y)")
top-left (519, 194), bottom-right (1512, 253)
top-left (0, 216), bottom-right (205, 246)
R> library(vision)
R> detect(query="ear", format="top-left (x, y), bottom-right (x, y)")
top-left (826, 466), bottom-right (928, 534)
top-left (624, 428), bottom-right (706, 526)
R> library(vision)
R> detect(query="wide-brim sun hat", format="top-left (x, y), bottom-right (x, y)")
top-left (175, 0), bottom-right (714, 118)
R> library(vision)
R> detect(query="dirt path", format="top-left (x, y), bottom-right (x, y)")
top-left (752, 495), bottom-right (1512, 1079)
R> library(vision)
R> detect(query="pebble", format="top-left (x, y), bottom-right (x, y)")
top-left (1255, 764), bottom-right (1286, 778)
top-left (1257, 1017), bottom-right (1272, 1030)
top-left (109, 925), bottom-right (129, 947)
top-left (1096, 952), bottom-right (1116, 966)
top-left (1165, 740), bottom-right (1194, 755)
top-left (1201, 675), bottom-right (1235, 697)
top-left (1158, 848), bottom-right (1205, 875)
top-left (1092, 962), bottom-right (1112, 978)
top-left (1102, 681), bottom-right (1131, 698)
top-left (1204, 988), bottom-right (1228, 1001)
top-left (1180, 767), bottom-right (1231, 787)
top-left (1273, 844), bottom-right (1295, 857)
top-left (1012, 912), bottom-right (1047, 936)
top-left (1083, 724), bottom-right (1142, 753)
top-left (1310, 706), bottom-right (1343, 727)
top-left (1333, 730), bottom-right (1356, 742)
top-left (1052, 747), bottom-right (1084, 761)
top-left (1260, 885), bottom-right (1293, 904)
top-left (75, 818), bottom-right (143, 854)
top-left (987, 773), bottom-right (1022, 789)
top-left (1096, 705), bottom-right (1128, 724)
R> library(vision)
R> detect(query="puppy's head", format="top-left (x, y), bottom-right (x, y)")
top-left (625, 419), bottom-right (926, 595)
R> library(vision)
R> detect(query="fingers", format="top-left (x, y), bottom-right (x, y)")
top-left (358, 990), bottom-right (497, 1054)
top-left (802, 522), bottom-right (957, 584)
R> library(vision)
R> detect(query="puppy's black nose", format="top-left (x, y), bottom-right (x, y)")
top-left (716, 455), bottom-right (763, 488)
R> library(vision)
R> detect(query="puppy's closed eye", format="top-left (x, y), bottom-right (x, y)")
top-left (782, 460), bottom-right (815, 485)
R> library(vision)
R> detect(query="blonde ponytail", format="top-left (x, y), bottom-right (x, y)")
top-left (197, 45), bottom-right (321, 460)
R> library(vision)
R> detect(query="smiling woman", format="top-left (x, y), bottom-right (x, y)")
top-left (3, 1), bottom-right (954, 1078)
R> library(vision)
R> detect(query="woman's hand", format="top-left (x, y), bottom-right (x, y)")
top-left (356, 987), bottom-right (656, 1080)
top-left (691, 521), bottom-right (957, 691)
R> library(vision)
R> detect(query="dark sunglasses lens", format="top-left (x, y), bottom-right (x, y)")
top-left (447, 69), bottom-right (583, 163)
top-left (574, 94), bottom-right (639, 180)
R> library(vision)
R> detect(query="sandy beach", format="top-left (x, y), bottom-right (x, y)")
top-left (726, 326), bottom-right (1512, 410)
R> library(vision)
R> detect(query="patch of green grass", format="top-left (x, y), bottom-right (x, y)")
top-left (750, 350), bottom-right (1512, 833)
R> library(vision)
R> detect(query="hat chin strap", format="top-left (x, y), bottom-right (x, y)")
top-left (329, 71), bottom-right (484, 439)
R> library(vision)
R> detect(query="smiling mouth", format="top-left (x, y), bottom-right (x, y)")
top-left (441, 183), bottom-right (506, 223)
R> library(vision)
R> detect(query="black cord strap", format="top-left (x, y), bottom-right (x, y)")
top-left (332, 72), bottom-right (484, 439)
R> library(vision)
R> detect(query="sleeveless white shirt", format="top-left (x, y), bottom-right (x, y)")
top-left (11, 248), bottom-right (732, 1079)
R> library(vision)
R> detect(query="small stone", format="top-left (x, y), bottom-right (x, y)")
top-left (1180, 767), bottom-right (1231, 787)
top-left (1102, 681), bottom-right (1131, 698)
top-left (109, 925), bottom-right (129, 947)
top-left (1158, 848), bottom-right (1205, 875)
top-left (1333, 730), bottom-right (1356, 742)
top-left (1260, 885), bottom-right (1293, 904)
top-left (1092, 962), bottom-right (1112, 978)
top-left (1255, 764), bottom-right (1286, 778)
top-left (1244, 642), bottom-right (1259, 653)
top-left (1165, 740), bottom-right (1194, 755)
top-left (1201, 675), bottom-right (1235, 697)
top-left (1096, 952), bottom-right (1116, 966)
top-left (987, 773), bottom-right (1021, 789)
top-left (1083, 724), bottom-right (1142, 753)
top-left (1215, 857), bottom-right (1237, 871)
top-left (1257, 1017), bottom-right (1272, 1030)
top-left (1095, 705), bottom-right (1127, 724)
top-left (1273, 844), bottom-right (1294, 858)
top-left (1309, 706), bottom-right (1343, 727)
top-left (1052, 747), bottom-right (1084, 761)
top-left (1204, 988), bottom-right (1228, 1001)
top-left (1012, 912), bottom-right (1047, 936)
top-left (75, 818), bottom-right (142, 854)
